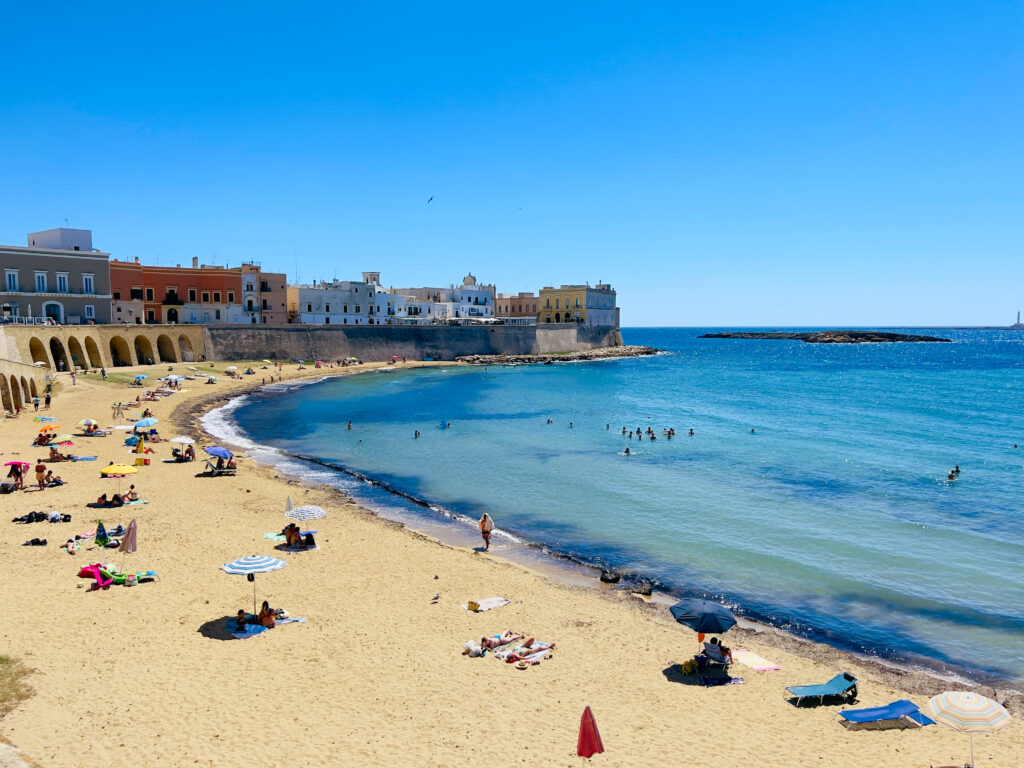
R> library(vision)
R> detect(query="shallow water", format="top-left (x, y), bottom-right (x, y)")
top-left (210, 328), bottom-right (1024, 683)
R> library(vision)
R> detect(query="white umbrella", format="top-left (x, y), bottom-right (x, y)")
top-left (170, 436), bottom-right (195, 444)
top-left (221, 555), bottom-right (287, 616)
top-left (925, 691), bottom-right (1012, 768)
top-left (225, 366), bottom-right (238, 372)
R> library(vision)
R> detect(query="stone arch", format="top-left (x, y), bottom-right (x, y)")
top-left (29, 378), bottom-right (38, 398)
top-left (178, 334), bottom-right (195, 362)
top-left (29, 336), bottom-right (49, 366)
top-left (84, 336), bottom-right (104, 368)
top-left (134, 335), bottom-right (155, 365)
top-left (109, 336), bottom-right (133, 367)
top-left (49, 337), bottom-right (70, 371)
top-left (9, 375), bottom-right (22, 410)
top-left (67, 336), bottom-right (86, 370)
top-left (156, 333), bottom-right (177, 363)
top-left (0, 375), bottom-right (11, 413)
top-left (20, 377), bottom-right (30, 402)
top-left (555, 312), bottom-right (561, 323)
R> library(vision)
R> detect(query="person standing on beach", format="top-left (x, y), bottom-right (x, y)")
top-left (479, 513), bottom-right (494, 551)
top-left (44, 392), bottom-right (51, 410)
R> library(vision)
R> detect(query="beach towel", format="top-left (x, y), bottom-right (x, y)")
top-left (227, 622), bottom-right (269, 640)
top-left (125, 500), bottom-right (148, 505)
top-left (276, 617), bottom-right (306, 625)
top-left (264, 533), bottom-right (287, 541)
top-left (496, 641), bottom-right (552, 662)
top-left (732, 648), bottom-right (781, 671)
top-left (277, 544), bottom-right (319, 552)
top-left (462, 596), bottom-right (510, 612)
top-left (72, 456), bottom-right (98, 461)
top-left (701, 676), bottom-right (745, 687)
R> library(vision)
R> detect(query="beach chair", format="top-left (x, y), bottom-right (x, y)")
top-left (837, 700), bottom-right (934, 730)
top-left (784, 672), bottom-right (857, 706)
top-left (696, 641), bottom-right (732, 671)
top-left (204, 460), bottom-right (237, 477)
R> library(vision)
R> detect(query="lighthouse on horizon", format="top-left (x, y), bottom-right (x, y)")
top-left (1013, 311), bottom-right (1024, 330)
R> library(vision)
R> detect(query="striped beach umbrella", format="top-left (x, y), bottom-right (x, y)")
top-left (285, 505), bottom-right (327, 522)
top-left (222, 555), bottom-right (287, 616)
top-left (925, 691), bottom-right (1011, 767)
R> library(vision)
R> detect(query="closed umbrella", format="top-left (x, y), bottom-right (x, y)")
top-left (118, 518), bottom-right (138, 553)
top-left (204, 446), bottom-right (233, 460)
top-left (669, 599), bottom-right (737, 635)
top-left (95, 520), bottom-right (110, 548)
top-left (222, 555), bottom-right (287, 616)
top-left (286, 505), bottom-right (326, 522)
top-left (577, 705), bottom-right (604, 758)
top-left (925, 692), bottom-right (1011, 768)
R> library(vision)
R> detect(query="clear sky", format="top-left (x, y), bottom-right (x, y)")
top-left (1, 1), bottom-right (1021, 326)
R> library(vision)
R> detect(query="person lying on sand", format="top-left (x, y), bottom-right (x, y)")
top-left (235, 610), bottom-right (249, 632)
top-left (257, 600), bottom-right (276, 628)
top-left (481, 630), bottom-right (524, 649)
top-left (48, 446), bottom-right (71, 462)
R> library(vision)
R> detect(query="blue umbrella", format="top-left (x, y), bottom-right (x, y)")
top-left (134, 417), bottom-right (159, 429)
top-left (286, 505), bottom-right (326, 522)
top-left (205, 446), bottom-right (233, 460)
top-left (669, 599), bottom-right (737, 635)
top-left (222, 555), bottom-right (287, 615)
top-left (134, 374), bottom-right (148, 381)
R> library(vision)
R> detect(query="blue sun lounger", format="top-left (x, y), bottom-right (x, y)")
top-left (837, 699), bottom-right (934, 730)
top-left (785, 672), bottom-right (857, 706)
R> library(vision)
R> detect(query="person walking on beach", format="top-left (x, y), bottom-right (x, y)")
top-left (33, 396), bottom-right (40, 412)
top-left (479, 513), bottom-right (494, 551)
top-left (44, 392), bottom-right (51, 410)
top-left (101, 367), bottom-right (107, 380)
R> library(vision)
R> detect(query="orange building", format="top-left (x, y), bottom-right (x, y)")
top-left (109, 257), bottom-right (243, 324)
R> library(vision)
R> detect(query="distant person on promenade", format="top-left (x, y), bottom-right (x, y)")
top-left (479, 513), bottom-right (494, 551)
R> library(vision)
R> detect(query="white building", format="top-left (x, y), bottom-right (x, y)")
top-left (295, 280), bottom-right (377, 325)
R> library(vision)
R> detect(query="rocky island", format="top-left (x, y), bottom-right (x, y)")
top-left (456, 345), bottom-right (659, 365)
top-left (700, 331), bottom-right (951, 344)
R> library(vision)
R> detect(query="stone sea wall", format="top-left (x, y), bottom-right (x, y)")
top-left (203, 323), bottom-right (622, 362)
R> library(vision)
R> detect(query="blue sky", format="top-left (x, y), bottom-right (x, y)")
top-left (1, 1), bottom-right (1021, 326)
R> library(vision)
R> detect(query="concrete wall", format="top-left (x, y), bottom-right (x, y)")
top-left (203, 323), bottom-right (622, 362)
top-left (0, 325), bottom-right (208, 369)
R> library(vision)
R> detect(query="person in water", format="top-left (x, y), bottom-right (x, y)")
top-left (689, 428), bottom-right (694, 436)
top-left (947, 471), bottom-right (956, 481)
top-left (414, 430), bottom-right (420, 439)
top-left (479, 513), bottom-right (494, 551)
top-left (954, 465), bottom-right (961, 474)
top-left (624, 447), bottom-right (630, 455)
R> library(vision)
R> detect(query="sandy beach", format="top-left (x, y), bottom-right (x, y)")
top-left (1, 363), bottom-right (1020, 768)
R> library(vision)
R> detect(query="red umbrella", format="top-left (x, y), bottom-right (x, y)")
top-left (577, 705), bottom-right (604, 758)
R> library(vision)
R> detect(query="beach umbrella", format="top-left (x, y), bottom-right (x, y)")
top-left (101, 464), bottom-right (139, 475)
top-left (95, 520), bottom-right (109, 548)
top-left (669, 599), bottom-right (737, 636)
top-left (4, 461), bottom-right (29, 467)
top-left (39, 424), bottom-right (60, 432)
top-left (134, 417), bottom-right (159, 429)
top-left (225, 365), bottom-right (237, 372)
top-left (286, 495), bottom-right (293, 512)
top-left (204, 446), bottom-right (233, 459)
top-left (117, 518), bottom-right (138, 554)
top-left (33, 361), bottom-right (48, 367)
top-left (577, 706), bottom-right (604, 758)
top-left (261, 359), bottom-right (272, 363)
top-left (925, 692), bottom-right (1011, 768)
top-left (286, 504), bottom-right (326, 522)
top-left (222, 555), bottom-right (287, 615)
top-left (76, 419), bottom-right (100, 428)
top-left (170, 436), bottom-right (195, 444)
top-left (187, 366), bottom-right (198, 371)
top-left (134, 374), bottom-right (148, 381)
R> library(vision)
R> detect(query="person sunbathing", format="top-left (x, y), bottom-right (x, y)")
top-left (48, 446), bottom-right (71, 462)
top-left (257, 600), bottom-right (276, 628)
top-left (33, 433), bottom-right (53, 446)
top-left (284, 524), bottom-right (306, 548)
top-left (125, 484), bottom-right (139, 501)
top-left (234, 610), bottom-right (249, 632)
top-left (481, 630), bottom-right (524, 649)
top-left (95, 493), bottom-right (125, 507)
top-left (226, 458), bottom-right (237, 470)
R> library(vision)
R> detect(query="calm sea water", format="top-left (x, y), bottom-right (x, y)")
top-left (208, 328), bottom-right (1024, 683)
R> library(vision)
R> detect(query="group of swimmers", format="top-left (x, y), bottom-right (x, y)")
top-left (947, 465), bottom-right (962, 481)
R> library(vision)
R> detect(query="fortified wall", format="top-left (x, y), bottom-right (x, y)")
top-left (203, 323), bottom-right (622, 362)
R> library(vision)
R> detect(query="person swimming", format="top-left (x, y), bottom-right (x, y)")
top-left (624, 447), bottom-right (630, 455)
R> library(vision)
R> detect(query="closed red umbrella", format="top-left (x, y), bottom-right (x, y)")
top-left (577, 705), bottom-right (604, 758)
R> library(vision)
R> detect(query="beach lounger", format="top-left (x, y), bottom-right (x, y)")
top-left (837, 700), bottom-right (934, 730)
top-left (785, 672), bottom-right (858, 706)
top-left (203, 460), bottom-right (237, 477)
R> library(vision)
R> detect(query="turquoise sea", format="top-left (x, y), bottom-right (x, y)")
top-left (205, 328), bottom-right (1024, 684)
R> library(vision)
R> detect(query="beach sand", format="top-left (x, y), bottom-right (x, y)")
top-left (1, 363), bottom-right (1020, 768)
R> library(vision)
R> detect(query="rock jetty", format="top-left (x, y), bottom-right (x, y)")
top-left (456, 345), bottom-right (658, 365)
top-left (700, 331), bottom-right (951, 344)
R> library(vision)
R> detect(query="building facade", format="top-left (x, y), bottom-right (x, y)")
top-left (1, 228), bottom-right (112, 324)
top-left (242, 264), bottom-right (288, 324)
top-left (110, 258), bottom-right (244, 324)
top-left (538, 283), bottom-right (618, 327)
top-left (294, 280), bottom-right (379, 325)
top-left (496, 292), bottom-right (539, 321)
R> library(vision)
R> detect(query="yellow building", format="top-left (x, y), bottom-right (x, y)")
top-left (538, 283), bottom-right (618, 327)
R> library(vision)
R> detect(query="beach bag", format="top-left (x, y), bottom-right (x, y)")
top-left (124, 574), bottom-right (138, 587)
top-left (303, 533), bottom-right (316, 547)
top-left (467, 600), bottom-right (481, 612)
top-left (0, 482), bottom-right (14, 494)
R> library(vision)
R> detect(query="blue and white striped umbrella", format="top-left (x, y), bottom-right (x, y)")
top-left (221, 555), bottom-right (287, 575)
top-left (285, 505), bottom-right (327, 522)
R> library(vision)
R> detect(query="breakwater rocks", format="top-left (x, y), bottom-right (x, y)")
top-left (455, 345), bottom-right (659, 365)
top-left (700, 331), bottom-right (951, 344)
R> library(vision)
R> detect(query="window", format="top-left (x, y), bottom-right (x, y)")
top-left (355, 305), bottom-right (360, 313)
top-left (245, 283), bottom-right (254, 292)
top-left (147, 309), bottom-right (156, 322)
top-left (202, 292), bottom-right (210, 303)
top-left (145, 287), bottom-right (154, 301)
top-left (306, 304), bottom-right (312, 313)
top-left (5, 270), bottom-right (18, 291)
top-left (343, 304), bottom-right (348, 313)
top-left (35, 272), bottom-right (46, 292)
top-left (130, 287), bottom-right (144, 300)
top-left (83, 274), bottom-right (94, 294)
top-left (57, 273), bottom-right (69, 293)
top-left (113, 291), bottom-right (121, 300)
top-left (215, 309), bottom-right (221, 320)
top-left (262, 299), bottom-right (268, 309)
top-left (188, 288), bottom-right (197, 302)
top-left (325, 317), bottom-right (330, 325)
top-left (85, 304), bottom-right (95, 319)
top-left (555, 298), bottom-right (560, 309)
top-left (227, 292), bottom-right (234, 303)
top-left (213, 292), bottom-right (221, 303)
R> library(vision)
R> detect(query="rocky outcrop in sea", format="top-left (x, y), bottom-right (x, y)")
top-left (456, 345), bottom-right (659, 365)
top-left (700, 331), bottom-right (951, 344)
